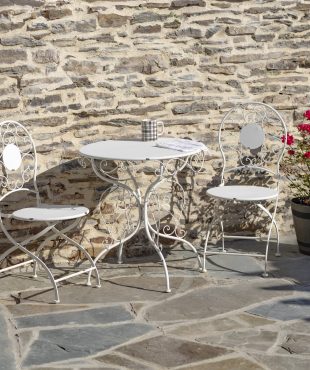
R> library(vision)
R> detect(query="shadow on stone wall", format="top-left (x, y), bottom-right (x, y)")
top-left (0, 158), bottom-right (288, 267)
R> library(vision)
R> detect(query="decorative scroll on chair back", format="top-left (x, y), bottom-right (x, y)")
top-left (0, 121), bottom-right (38, 198)
top-left (218, 102), bottom-right (287, 185)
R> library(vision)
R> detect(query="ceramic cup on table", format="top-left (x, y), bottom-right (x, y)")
top-left (141, 119), bottom-right (164, 141)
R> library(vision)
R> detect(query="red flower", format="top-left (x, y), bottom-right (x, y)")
top-left (281, 134), bottom-right (294, 145)
top-left (303, 110), bottom-right (310, 120)
top-left (297, 123), bottom-right (310, 134)
top-left (288, 149), bottom-right (295, 155)
top-left (304, 151), bottom-right (310, 159)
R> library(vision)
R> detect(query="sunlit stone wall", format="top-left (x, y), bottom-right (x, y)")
top-left (0, 0), bottom-right (309, 262)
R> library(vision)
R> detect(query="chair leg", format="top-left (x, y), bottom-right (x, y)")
top-left (220, 220), bottom-right (226, 253)
top-left (203, 200), bottom-right (222, 273)
top-left (33, 233), bottom-right (56, 278)
top-left (203, 218), bottom-right (215, 273)
top-left (257, 203), bottom-right (278, 278)
top-left (54, 229), bottom-right (101, 288)
top-left (18, 244), bottom-right (60, 303)
top-left (273, 219), bottom-right (281, 257)
top-left (117, 242), bottom-right (124, 264)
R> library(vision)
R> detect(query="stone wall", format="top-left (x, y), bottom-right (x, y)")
top-left (0, 0), bottom-right (309, 262)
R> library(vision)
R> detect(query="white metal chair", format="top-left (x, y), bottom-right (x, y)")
top-left (0, 121), bottom-right (100, 303)
top-left (203, 102), bottom-right (287, 277)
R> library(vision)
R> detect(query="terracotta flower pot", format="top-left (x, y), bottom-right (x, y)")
top-left (291, 198), bottom-right (310, 255)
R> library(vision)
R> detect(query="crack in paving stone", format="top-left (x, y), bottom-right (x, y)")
top-left (0, 308), bottom-right (17, 370)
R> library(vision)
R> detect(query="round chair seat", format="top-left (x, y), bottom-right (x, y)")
top-left (12, 204), bottom-right (89, 222)
top-left (207, 185), bottom-right (278, 202)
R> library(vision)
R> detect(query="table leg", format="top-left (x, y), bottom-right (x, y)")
top-left (144, 174), bottom-right (171, 293)
top-left (117, 242), bottom-right (124, 264)
top-left (90, 159), bottom-right (142, 266)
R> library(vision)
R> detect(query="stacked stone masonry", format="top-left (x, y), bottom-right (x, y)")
top-left (0, 0), bottom-right (309, 261)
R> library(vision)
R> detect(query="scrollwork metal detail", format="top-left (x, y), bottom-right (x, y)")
top-left (0, 121), bottom-right (36, 191)
top-left (219, 102), bottom-right (286, 179)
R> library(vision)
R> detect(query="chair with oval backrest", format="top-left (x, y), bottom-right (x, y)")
top-left (0, 121), bottom-right (100, 303)
top-left (203, 102), bottom-right (287, 277)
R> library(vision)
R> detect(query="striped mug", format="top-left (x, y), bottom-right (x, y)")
top-left (141, 119), bottom-right (164, 141)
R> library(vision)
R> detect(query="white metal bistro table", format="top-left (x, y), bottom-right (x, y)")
top-left (79, 138), bottom-right (206, 292)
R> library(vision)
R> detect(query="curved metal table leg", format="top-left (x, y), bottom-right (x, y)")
top-left (89, 159), bottom-right (142, 283)
top-left (144, 173), bottom-right (171, 293)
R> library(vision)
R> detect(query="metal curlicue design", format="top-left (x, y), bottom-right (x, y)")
top-left (220, 102), bottom-right (285, 177)
top-left (82, 150), bottom-right (206, 293)
top-left (0, 121), bottom-right (36, 192)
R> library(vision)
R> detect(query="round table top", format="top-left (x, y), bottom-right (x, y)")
top-left (79, 138), bottom-right (205, 161)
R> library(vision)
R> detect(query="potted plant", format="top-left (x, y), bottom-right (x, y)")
top-left (282, 109), bottom-right (310, 255)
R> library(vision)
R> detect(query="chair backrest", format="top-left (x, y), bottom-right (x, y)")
top-left (0, 121), bottom-right (39, 202)
top-left (218, 102), bottom-right (287, 185)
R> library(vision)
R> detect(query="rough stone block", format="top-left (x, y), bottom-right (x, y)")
top-left (32, 49), bottom-right (59, 64)
top-left (226, 26), bottom-right (257, 35)
top-left (41, 8), bottom-right (72, 20)
top-left (130, 11), bottom-right (166, 24)
top-left (27, 94), bottom-right (62, 107)
top-left (98, 13), bottom-right (129, 27)
top-left (170, 0), bottom-right (206, 9)
top-left (134, 25), bottom-right (161, 33)
top-left (0, 18), bottom-right (24, 32)
top-left (0, 97), bottom-right (19, 109)
top-left (115, 55), bottom-right (169, 74)
top-left (22, 116), bottom-right (67, 127)
top-left (266, 60), bottom-right (297, 71)
top-left (0, 49), bottom-right (27, 64)
top-left (0, 0), bottom-right (43, 5)
top-left (27, 18), bottom-right (49, 31)
top-left (0, 36), bottom-right (45, 47)
top-left (63, 59), bottom-right (101, 75)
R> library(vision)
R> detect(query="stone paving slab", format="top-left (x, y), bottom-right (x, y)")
top-left (6, 303), bottom-right (89, 317)
top-left (0, 307), bottom-right (16, 370)
top-left (0, 274), bottom-right (50, 299)
top-left (16, 275), bottom-right (208, 304)
top-left (202, 254), bottom-right (264, 279)
top-left (16, 305), bottom-right (132, 329)
top-left (167, 313), bottom-right (275, 338)
top-left (269, 255), bottom-right (310, 284)
top-left (177, 357), bottom-right (265, 370)
top-left (144, 278), bottom-right (294, 322)
top-left (0, 241), bottom-right (309, 370)
top-left (199, 328), bottom-right (278, 352)
top-left (117, 335), bottom-right (232, 368)
top-left (23, 323), bottom-right (153, 367)
top-left (278, 333), bottom-right (310, 355)
top-left (95, 351), bottom-right (155, 369)
top-left (248, 296), bottom-right (310, 321)
top-left (252, 354), bottom-right (310, 370)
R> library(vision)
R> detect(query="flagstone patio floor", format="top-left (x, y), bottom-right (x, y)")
top-left (0, 240), bottom-right (309, 370)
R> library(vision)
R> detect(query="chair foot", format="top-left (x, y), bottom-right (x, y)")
top-left (262, 272), bottom-right (269, 278)
top-left (54, 299), bottom-right (60, 304)
top-left (275, 252), bottom-right (281, 257)
top-left (202, 268), bottom-right (207, 273)
top-left (96, 283), bottom-right (101, 288)
top-left (33, 274), bottom-right (37, 279)
top-left (86, 281), bottom-right (92, 286)
top-left (166, 288), bottom-right (171, 293)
